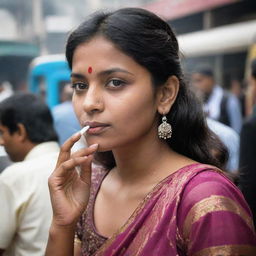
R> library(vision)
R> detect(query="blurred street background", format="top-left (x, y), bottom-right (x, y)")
top-left (1, 2), bottom-right (256, 249)
top-left (0, 0), bottom-right (255, 92)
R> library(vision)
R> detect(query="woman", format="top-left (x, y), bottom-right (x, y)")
top-left (46, 8), bottom-right (256, 256)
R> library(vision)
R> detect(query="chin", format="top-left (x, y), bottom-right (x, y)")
top-left (86, 139), bottom-right (113, 152)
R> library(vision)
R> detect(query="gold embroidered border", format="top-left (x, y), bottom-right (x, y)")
top-left (192, 244), bottom-right (256, 256)
top-left (183, 195), bottom-right (254, 239)
top-left (74, 234), bottom-right (82, 244)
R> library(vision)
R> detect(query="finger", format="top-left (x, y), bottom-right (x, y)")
top-left (71, 144), bottom-right (99, 159)
top-left (80, 155), bottom-right (93, 185)
top-left (57, 133), bottom-right (81, 166)
top-left (53, 156), bottom-right (89, 177)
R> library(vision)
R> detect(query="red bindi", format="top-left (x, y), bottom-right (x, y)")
top-left (88, 66), bottom-right (92, 74)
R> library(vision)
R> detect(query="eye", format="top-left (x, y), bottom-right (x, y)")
top-left (107, 79), bottom-right (126, 89)
top-left (71, 82), bottom-right (88, 91)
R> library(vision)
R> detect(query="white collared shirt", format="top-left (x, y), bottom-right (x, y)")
top-left (0, 142), bottom-right (59, 256)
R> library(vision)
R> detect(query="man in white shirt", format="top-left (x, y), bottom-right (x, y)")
top-left (0, 146), bottom-right (11, 173)
top-left (207, 117), bottom-right (239, 173)
top-left (0, 93), bottom-right (59, 256)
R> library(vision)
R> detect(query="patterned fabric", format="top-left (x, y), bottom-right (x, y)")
top-left (75, 166), bottom-right (108, 255)
top-left (76, 163), bottom-right (256, 256)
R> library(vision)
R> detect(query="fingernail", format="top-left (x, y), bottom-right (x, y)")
top-left (89, 144), bottom-right (98, 149)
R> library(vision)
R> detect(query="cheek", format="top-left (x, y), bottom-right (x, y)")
top-left (108, 90), bottom-right (157, 135)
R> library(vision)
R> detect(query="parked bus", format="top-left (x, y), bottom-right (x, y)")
top-left (28, 54), bottom-right (70, 108)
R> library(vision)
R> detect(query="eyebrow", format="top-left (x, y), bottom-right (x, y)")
top-left (70, 68), bottom-right (134, 79)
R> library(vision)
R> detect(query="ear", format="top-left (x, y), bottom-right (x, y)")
top-left (156, 75), bottom-right (180, 114)
top-left (16, 123), bottom-right (28, 142)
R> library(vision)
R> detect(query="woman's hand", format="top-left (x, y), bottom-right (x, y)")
top-left (48, 132), bottom-right (98, 227)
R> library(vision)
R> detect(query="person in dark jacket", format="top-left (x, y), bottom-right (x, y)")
top-left (239, 58), bottom-right (256, 225)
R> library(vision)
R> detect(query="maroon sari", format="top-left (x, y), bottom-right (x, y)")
top-left (75, 163), bottom-right (256, 255)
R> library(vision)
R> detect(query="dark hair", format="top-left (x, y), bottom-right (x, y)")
top-left (251, 59), bottom-right (256, 79)
top-left (0, 92), bottom-right (58, 143)
top-left (66, 8), bottom-right (228, 170)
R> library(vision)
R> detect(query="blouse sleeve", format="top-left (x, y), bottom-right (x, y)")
top-left (177, 170), bottom-right (256, 256)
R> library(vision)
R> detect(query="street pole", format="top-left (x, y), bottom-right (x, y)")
top-left (32, 0), bottom-right (47, 55)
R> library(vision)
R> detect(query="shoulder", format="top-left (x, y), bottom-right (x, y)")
top-left (0, 151), bottom-right (58, 186)
top-left (181, 169), bottom-right (245, 207)
top-left (176, 166), bottom-right (253, 228)
top-left (177, 168), bottom-right (256, 254)
top-left (0, 162), bottom-right (25, 181)
top-left (169, 164), bottom-right (241, 204)
top-left (0, 163), bottom-right (27, 200)
top-left (177, 166), bottom-right (253, 229)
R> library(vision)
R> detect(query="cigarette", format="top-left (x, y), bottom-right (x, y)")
top-left (71, 126), bottom-right (89, 154)
top-left (80, 125), bottom-right (90, 135)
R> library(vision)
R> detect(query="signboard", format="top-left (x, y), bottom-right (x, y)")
top-left (143, 0), bottom-right (238, 20)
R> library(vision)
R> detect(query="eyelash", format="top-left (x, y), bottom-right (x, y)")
top-left (71, 79), bottom-right (126, 92)
top-left (71, 82), bottom-right (88, 91)
top-left (107, 79), bottom-right (126, 88)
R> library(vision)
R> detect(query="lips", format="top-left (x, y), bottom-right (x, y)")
top-left (84, 121), bottom-right (110, 135)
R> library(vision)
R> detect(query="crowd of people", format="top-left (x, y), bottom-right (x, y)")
top-left (0, 7), bottom-right (256, 256)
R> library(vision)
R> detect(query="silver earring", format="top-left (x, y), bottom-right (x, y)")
top-left (158, 115), bottom-right (172, 139)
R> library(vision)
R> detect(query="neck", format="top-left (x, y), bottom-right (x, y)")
top-left (112, 130), bottom-right (173, 185)
top-left (18, 141), bottom-right (37, 162)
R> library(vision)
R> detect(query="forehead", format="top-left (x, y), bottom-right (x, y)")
top-left (72, 36), bottom-right (141, 72)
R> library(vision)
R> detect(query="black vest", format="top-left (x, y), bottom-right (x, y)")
top-left (218, 91), bottom-right (230, 127)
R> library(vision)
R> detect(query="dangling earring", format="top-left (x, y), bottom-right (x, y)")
top-left (158, 115), bottom-right (172, 139)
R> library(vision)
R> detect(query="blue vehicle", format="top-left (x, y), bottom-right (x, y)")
top-left (28, 54), bottom-right (71, 108)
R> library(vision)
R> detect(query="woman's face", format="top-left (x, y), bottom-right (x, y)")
top-left (71, 36), bottom-right (159, 151)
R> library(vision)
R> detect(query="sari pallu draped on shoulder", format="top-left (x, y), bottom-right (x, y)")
top-left (76, 163), bottom-right (256, 256)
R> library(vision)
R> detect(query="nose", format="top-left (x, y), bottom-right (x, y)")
top-left (82, 85), bottom-right (104, 114)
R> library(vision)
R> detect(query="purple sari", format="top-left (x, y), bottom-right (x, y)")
top-left (75, 163), bottom-right (256, 255)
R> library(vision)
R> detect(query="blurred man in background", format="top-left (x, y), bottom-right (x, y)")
top-left (191, 70), bottom-right (240, 173)
top-left (239, 59), bottom-right (256, 225)
top-left (0, 146), bottom-right (11, 173)
top-left (52, 83), bottom-right (80, 145)
top-left (0, 79), bottom-right (13, 171)
top-left (0, 93), bottom-right (59, 256)
top-left (207, 117), bottom-right (239, 173)
top-left (192, 68), bottom-right (242, 133)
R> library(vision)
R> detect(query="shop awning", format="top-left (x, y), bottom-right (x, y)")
top-left (0, 41), bottom-right (39, 57)
top-left (178, 20), bottom-right (256, 57)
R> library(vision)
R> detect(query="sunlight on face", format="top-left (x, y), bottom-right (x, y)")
top-left (71, 36), bottom-right (159, 151)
